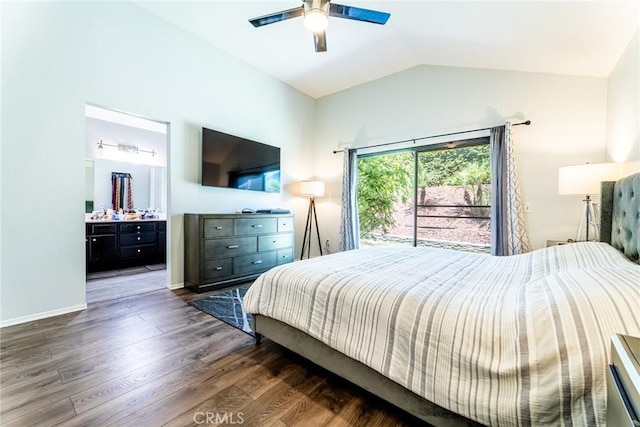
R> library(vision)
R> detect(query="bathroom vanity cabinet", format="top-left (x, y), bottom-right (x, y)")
top-left (86, 220), bottom-right (166, 273)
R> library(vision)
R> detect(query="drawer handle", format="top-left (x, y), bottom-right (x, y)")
top-left (137, 237), bottom-right (141, 241)
top-left (215, 226), bottom-right (223, 230)
top-left (92, 238), bottom-right (97, 242)
top-left (273, 240), bottom-right (278, 244)
top-left (252, 260), bottom-right (263, 265)
top-left (227, 245), bottom-right (239, 249)
top-left (137, 249), bottom-right (141, 253)
top-left (215, 266), bottom-right (223, 271)
top-left (137, 226), bottom-right (141, 230)
top-left (252, 224), bottom-right (263, 228)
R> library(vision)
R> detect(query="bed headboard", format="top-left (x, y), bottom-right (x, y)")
top-left (600, 172), bottom-right (640, 263)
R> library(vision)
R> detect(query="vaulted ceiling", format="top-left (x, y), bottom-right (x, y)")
top-left (137, 1), bottom-right (639, 98)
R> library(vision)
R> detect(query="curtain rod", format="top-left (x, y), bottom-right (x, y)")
top-left (332, 120), bottom-right (531, 154)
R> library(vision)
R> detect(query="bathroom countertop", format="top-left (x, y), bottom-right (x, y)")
top-left (85, 218), bottom-right (166, 223)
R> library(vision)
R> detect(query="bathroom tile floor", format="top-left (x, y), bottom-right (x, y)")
top-left (86, 264), bottom-right (166, 280)
top-left (86, 267), bottom-right (167, 304)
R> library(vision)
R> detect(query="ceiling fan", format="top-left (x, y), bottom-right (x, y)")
top-left (249, 0), bottom-right (391, 53)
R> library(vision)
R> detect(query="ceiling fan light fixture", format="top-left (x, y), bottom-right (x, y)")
top-left (303, 0), bottom-right (329, 33)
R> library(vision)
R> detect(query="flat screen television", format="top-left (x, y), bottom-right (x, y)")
top-left (201, 127), bottom-right (281, 193)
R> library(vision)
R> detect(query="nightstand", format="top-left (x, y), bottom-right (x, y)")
top-left (546, 239), bottom-right (574, 247)
top-left (607, 334), bottom-right (640, 426)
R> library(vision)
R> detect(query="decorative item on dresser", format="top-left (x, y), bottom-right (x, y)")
top-left (184, 213), bottom-right (294, 293)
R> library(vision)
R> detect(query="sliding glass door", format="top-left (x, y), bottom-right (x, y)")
top-left (357, 138), bottom-right (491, 253)
top-left (357, 151), bottom-right (414, 247)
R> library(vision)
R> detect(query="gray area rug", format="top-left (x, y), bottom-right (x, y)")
top-left (189, 286), bottom-right (255, 337)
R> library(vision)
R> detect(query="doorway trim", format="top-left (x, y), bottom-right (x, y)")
top-left (84, 102), bottom-right (172, 291)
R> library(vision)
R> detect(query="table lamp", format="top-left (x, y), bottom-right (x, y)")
top-left (558, 162), bottom-right (619, 241)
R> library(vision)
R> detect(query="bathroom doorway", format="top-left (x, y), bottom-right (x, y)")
top-left (84, 104), bottom-right (170, 303)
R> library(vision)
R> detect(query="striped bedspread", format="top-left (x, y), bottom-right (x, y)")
top-left (243, 242), bottom-right (640, 426)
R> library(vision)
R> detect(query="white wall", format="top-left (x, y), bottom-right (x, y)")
top-left (314, 65), bottom-right (609, 251)
top-left (607, 29), bottom-right (640, 166)
top-left (1, 2), bottom-right (315, 325)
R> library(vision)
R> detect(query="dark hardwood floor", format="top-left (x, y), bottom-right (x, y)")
top-left (0, 276), bottom-right (428, 426)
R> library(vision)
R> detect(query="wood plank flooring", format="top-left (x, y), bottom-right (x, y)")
top-left (1, 274), bottom-right (428, 426)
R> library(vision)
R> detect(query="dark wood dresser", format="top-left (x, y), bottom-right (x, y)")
top-left (184, 213), bottom-right (294, 292)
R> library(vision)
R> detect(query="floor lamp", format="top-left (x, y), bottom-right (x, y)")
top-left (299, 180), bottom-right (325, 259)
top-left (558, 162), bottom-right (619, 242)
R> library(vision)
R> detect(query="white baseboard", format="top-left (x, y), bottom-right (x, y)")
top-left (167, 282), bottom-right (184, 290)
top-left (0, 303), bottom-right (88, 328)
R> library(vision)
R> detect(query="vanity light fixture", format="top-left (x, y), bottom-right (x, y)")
top-left (97, 140), bottom-right (156, 156)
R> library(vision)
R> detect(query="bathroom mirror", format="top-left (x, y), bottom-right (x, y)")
top-left (87, 158), bottom-right (167, 213)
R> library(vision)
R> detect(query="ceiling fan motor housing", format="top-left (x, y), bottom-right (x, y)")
top-left (304, 0), bottom-right (330, 33)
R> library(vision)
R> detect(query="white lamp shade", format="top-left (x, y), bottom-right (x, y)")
top-left (299, 180), bottom-right (325, 198)
top-left (558, 163), bottom-right (620, 195)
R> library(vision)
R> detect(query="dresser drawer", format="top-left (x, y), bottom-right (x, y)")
top-left (120, 244), bottom-right (156, 258)
top-left (258, 233), bottom-right (293, 251)
top-left (87, 223), bottom-right (117, 235)
top-left (120, 232), bottom-right (156, 246)
top-left (203, 258), bottom-right (233, 281)
top-left (277, 248), bottom-right (294, 265)
top-left (204, 237), bottom-right (256, 258)
top-left (120, 222), bottom-right (155, 233)
top-left (203, 218), bottom-right (233, 238)
top-left (234, 217), bottom-right (277, 235)
top-left (278, 217), bottom-right (294, 233)
top-left (234, 252), bottom-right (277, 274)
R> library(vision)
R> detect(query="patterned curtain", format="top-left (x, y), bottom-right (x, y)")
top-left (338, 148), bottom-right (360, 251)
top-left (112, 172), bottom-right (134, 210)
top-left (490, 123), bottom-right (531, 256)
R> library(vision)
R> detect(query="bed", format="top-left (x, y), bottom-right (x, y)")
top-left (243, 172), bottom-right (640, 426)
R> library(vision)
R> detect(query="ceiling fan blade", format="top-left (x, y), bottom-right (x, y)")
top-left (249, 7), bottom-right (304, 27)
top-left (329, 3), bottom-right (390, 25)
top-left (314, 31), bottom-right (327, 52)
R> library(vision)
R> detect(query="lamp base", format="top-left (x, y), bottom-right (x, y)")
top-left (300, 197), bottom-right (323, 259)
top-left (575, 196), bottom-right (599, 242)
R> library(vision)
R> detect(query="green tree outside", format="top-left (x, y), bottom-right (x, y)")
top-left (357, 152), bottom-right (413, 237)
top-left (358, 144), bottom-right (490, 237)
